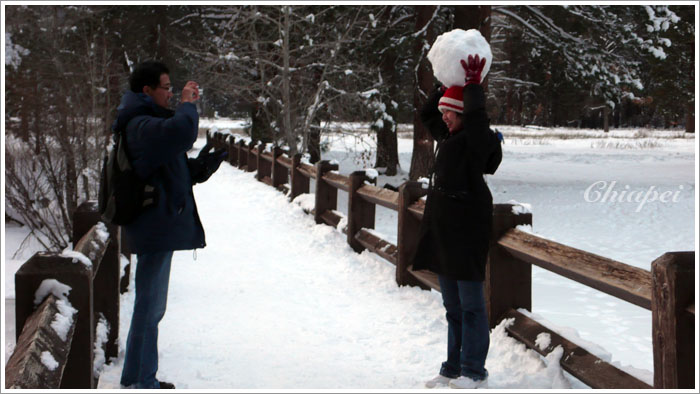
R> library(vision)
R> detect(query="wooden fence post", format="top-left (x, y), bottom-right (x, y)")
top-left (5, 294), bottom-right (76, 389)
top-left (238, 140), bottom-right (247, 170)
top-left (290, 153), bottom-right (309, 201)
top-left (347, 171), bottom-right (376, 253)
top-left (73, 202), bottom-right (120, 362)
top-left (272, 147), bottom-right (288, 190)
top-left (256, 142), bottom-right (270, 182)
top-left (228, 136), bottom-right (237, 166)
top-left (247, 141), bottom-right (258, 173)
top-left (396, 181), bottom-right (427, 287)
top-left (15, 254), bottom-right (95, 388)
top-left (652, 251), bottom-right (695, 389)
top-left (485, 204), bottom-right (533, 328)
top-left (314, 160), bottom-right (338, 224)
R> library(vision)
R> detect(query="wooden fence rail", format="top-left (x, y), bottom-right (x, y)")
top-left (209, 129), bottom-right (695, 390)
top-left (7, 202), bottom-right (124, 389)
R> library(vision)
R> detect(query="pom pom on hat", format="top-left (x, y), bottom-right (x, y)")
top-left (438, 86), bottom-right (463, 114)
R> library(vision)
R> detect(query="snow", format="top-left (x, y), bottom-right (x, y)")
top-left (428, 28), bottom-right (493, 87)
top-left (5, 33), bottom-right (30, 71)
top-left (51, 299), bottom-right (78, 342)
top-left (292, 193), bottom-right (316, 213)
top-left (59, 250), bottom-right (92, 268)
top-left (93, 314), bottom-right (110, 375)
top-left (95, 222), bottom-right (110, 243)
top-left (535, 332), bottom-right (552, 351)
top-left (508, 200), bottom-right (532, 215)
top-left (3, 120), bottom-right (696, 389)
top-left (199, 117), bottom-right (248, 131)
top-left (120, 254), bottom-right (129, 280)
top-left (40, 351), bottom-right (59, 371)
top-left (33, 279), bottom-right (71, 306)
top-left (363, 168), bottom-right (379, 180)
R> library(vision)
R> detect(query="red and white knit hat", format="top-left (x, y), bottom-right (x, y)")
top-left (438, 85), bottom-right (463, 114)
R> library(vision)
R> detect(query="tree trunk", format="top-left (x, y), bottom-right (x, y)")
top-left (376, 20), bottom-right (400, 176)
top-left (152, 7), bottom-right (168, 61)
top-left (604, 105), bottom-right (610, 133)
top-left (685, 102), bottom-right (694, 133)
top-left (250, 104), bottom-right (272, 143)
top-left (281, 7), bottom-right (295, 153)
top-left (409, 5), bottom-right (438, 181)
top-left (454, 5), bottom-right (491, 90)
top-left (308, 125), bottom-right (321, 164)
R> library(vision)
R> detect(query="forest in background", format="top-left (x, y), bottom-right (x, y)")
top-left (3, 4), bottom-right (696, 250)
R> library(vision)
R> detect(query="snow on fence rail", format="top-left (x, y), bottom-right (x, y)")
top-left (7, 202), bottom-right (127, 389)
top-left (209, 129), bottom-right (695, 390)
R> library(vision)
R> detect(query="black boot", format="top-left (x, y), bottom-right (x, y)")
top-left (157, 381), bottom-right (175, 389)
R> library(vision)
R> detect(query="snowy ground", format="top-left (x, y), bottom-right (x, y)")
top-left (3, 120), bottom-right (696, 389)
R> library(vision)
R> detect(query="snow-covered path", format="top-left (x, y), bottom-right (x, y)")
top-left (96, 157), bottom-right (583, 389)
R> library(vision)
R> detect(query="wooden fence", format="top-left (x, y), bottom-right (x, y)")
top-left (6, 130), bottom-right (694, 389)
top-left (208, 129), bottom-right (695, 390)
top-left (6, 202), bottom-right (127, 389)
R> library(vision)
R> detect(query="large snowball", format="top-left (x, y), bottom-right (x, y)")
top-left (427, 29), bottom-right (493, 87)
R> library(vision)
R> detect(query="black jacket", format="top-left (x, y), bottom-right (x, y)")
top-left (113, 91), bottom-right (205, 254)
top-left (411, 84), bottom-right (502, 281)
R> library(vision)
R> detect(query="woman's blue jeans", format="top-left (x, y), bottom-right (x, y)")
top-left (120, 251), bottom-right (173, 389)
top-left (438, 275), bottom-right (490, 381)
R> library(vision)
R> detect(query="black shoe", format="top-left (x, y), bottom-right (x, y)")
top-left (157, 381), bottom-right (175, 389)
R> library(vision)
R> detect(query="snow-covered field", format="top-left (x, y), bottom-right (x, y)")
top-left (3, 120), bottom-right (696, 389)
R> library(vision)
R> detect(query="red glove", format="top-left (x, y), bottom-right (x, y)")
top-left (460, 54), bottom-right (486, 86)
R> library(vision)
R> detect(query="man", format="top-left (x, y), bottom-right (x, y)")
top-left (114, 61), bottom-right (225, 389)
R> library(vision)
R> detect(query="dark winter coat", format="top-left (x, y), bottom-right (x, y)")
top-left (112, 91), bottom-right (205, 254)
top-left (411, 84), bottom-right (502, 281)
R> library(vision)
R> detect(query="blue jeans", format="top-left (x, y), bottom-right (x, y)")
top-left (120, 251), bottom-right (173, 389)
top-left (438, 275), bottom-right (489, 381)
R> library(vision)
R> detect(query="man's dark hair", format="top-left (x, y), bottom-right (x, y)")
top-left (129, 61), bottom-right (170, 93)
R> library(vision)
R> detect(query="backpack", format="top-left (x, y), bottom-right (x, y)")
top-left (98, 131), bottom-right (156, 225)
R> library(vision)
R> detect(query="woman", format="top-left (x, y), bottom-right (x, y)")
top-left (413, 55), bottom-right (502, 389)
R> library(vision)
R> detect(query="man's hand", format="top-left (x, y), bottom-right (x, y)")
top-left (460, 54), bottom-right (486, 86)
top-left (181, 81), bottom-right (200, 104)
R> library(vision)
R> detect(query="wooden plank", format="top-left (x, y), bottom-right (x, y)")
top-left (15, 254), bottom-right (95, 388)
top-left (260, 151), bottom-right (274, 162)
top-left (407, 199), bottom-right (425, 220)
top-left (261, 176), bottom-right (273, 186)
top-left (651, 252), bottom-right (695, 389)
top-left (322, 171), bottom-right (350, 192)
top-left (356, 184), bottom-right (399, 211)
top-left (320, 210), bottom-right (344, 231)
top-left (297, 163), bottom-right (316, 179)
top-left (397, 182), bottom-right (428, 288)
top-left (486, 204), bottom-right (533, 328)
top-left (314, 161), bottom-right (339, 225)
top-left (347, 172), bottom-right (375, 253)
top-left (71, 201), bottom-right (121, 360)
top-left (73, 225), bottom-right (109, 281)
top-left (354, 229), bottom-right (398, 265)
top-left (502, 309), bottom-right (651, 389)
top-left (5, 295), bottom-right (76, 389)
top-left (277, 184), bottom-right (290, 195)
top-left (290, 154), bottom-right (309, 200)
top-left (276, 154), bottom-right (292, 169)
top-left (498, 228), bottom-right (652, 310)
top-left (408, 268), bottom-right (440, 291)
